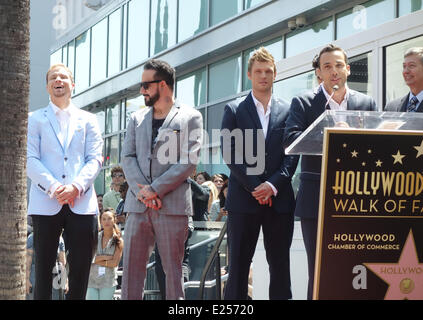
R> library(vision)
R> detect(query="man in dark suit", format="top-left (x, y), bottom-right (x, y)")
top-left (385, 47), bottom-right (423, 113)
top-left (283, 44), bottom-right (376, 300)
top-left (221, 47), bottom-right (298, 300)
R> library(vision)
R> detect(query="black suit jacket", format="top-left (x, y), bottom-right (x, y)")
top-left (221, 92), bottom-right (298, 215)
top-left (385, 93), bottom-right (423, 112)
top-left (283, 86), bottom-right (376, 219)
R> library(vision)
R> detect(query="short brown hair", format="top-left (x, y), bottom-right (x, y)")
top-left (46, 63), bottom-right (74, 84)
top-left (248, 47), bottom-right (276, 74)
top-left (111, 166), bottom-right (124, 177)
top-left (316, 44), bottom-right (348, 69)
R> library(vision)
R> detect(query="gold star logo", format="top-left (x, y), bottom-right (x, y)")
top-left (392, 150), bottom-right (405, 165)
top-left (336, 158), bottom-right (341, 163)
top-left (351, 150), bottom-right (358, 158)
top-left (362, 162), bottom-right (366, 167)
top-left (375, 160), bottom-right (383, 167)
top-left (368, 149), bottom-right (372, 154)
top-left (414, 140), bottom-right (423, 158)
top-left (343, 143), bottom-right (347, 148)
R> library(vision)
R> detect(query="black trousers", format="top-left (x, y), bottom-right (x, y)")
top-left (300, 217), bottom-right (318, 300)
top-left (31, 205), bottom-right (98, 300)
top-left (224, 207), bottom-right (294, 300)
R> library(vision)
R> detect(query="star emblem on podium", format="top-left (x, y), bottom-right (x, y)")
top-left (364, 230), bottom-right (423, 300)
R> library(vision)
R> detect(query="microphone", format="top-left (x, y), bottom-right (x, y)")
top-left (324, 85), bottom-right (339, 110)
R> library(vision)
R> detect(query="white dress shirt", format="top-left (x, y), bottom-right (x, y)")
top-left (251, 92), bottom-right (278, 196)
top-left (49, 102), bottom-right (82, 198)
top-left (321, 83), bottom-right (350, 111)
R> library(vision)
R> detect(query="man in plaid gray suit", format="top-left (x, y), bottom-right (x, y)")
top-left (121, 59), bottom-right (203, 300)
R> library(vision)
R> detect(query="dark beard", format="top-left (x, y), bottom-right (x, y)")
top-left (144, 91), bottom-right (160, 106)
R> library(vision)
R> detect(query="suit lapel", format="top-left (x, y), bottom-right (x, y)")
top-left (265, 98), bottom-right (278, 146)
top-left (65, 106), bottom-right (79, 151)
top-left (45, 104), bottom-right (64, 151)
top-left (245, 93), bottom-right (263, 130)
top-left (144, 107), bottom-right (153, 152)
top-left (400, 94), bottom-right (410, 112)
top-left (161, 102), bottom-right (179, 130)
top-left (314, 86), bottom-right (327, 114)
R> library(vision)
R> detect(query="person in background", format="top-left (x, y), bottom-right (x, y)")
top-left (116, 182), bottom-right (128, 231)
top-left (86, 209), bottom-right (123, 300)
top-left (211, 174), bottom-right (225, 194)
top-left (195, 171), bottom-right (211, 185)
top-left (385, 47), bottom-right (423, 113)
top-left (210, 183), bottom-right (228, 222)
top-left (202, 180), bottom-right (220, 215)
top-left (97, 194), bottom-right (104, 215)
top-left (103, 166), bottom-right (126, 211)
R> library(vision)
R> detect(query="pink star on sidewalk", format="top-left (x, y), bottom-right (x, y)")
top-left (364, 230), bottom-right (423, 300)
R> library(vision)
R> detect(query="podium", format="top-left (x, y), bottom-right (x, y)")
top-left (285, 110), bottom-right (423, 300)
top-left (285, 110), bottom-right (423, 156)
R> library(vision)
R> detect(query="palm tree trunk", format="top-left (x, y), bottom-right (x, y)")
top-left (0, 0), bottom-right (30, 300)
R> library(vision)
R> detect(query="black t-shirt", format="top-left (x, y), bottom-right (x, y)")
top-left (152, 118), bottom-right (165, 145)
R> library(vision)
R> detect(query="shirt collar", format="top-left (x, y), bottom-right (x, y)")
top-left (50, 101), bottom-right (74, 117)
top-left (321, 83), bottom-right (350, 104)
top-left (251, 92), bottom-right (272, 115)
top-left (409, 90), bottom-right (423, 104)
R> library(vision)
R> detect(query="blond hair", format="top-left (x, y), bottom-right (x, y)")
top-left (248, 47), bottom-right (276, 74)
top-left (202, 180), bottom-right (219, 213)
top-left (46, 63), bottom-right (74, 84)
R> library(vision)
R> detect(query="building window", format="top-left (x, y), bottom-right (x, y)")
top-left (208, 54), bottom-right (242, 102)
top-left (75, 30), bottom-right (91, 93)
top-left (336, 0), bottom-right (396, 40)
top-left (178, 0), bottom-right (208, 42)
top-left (210, 0), bottom-right (243, 26)
top-left (108, 8), bottom-right (122, 76)
top-left (348, 52), bottom-right (373, 97)
top-left (176, 68), bottom-right (207, 107)
top-left (105, 135), bottom-right (119, 167)
top-left (93, 107), bottom-right (106, 136)
top-left (150, 0), bottom-right (177, 55)
top-left (399, 0), bottom-right (423, 16)
top-left (125, 95), bottom-right (146, 126)
top-left (50, 48), bottom-right (62, 66)
top-left (206, 99), bottom-right (228, 137)
top-left (385, 35), bottom-right (423, 105)
top-left (244, 0), bottom-right (267, 9)
top-left (273, 71), bottom-right (317, 103)
top-left (242, 37), bottom-right (283, 91)
top-left (91, 18), bottom-right (108, 85)
top-left (106, 103), bottom-right (120, 134)
top-left (127, 0), bottom-right (150, 67)
top-left (67, 40), bottom-right (75, 77)
top-left (285, 17), bottom-right (333, 58)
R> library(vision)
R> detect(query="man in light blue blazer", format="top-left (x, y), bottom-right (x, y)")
top-left (27, 63), bottom-right (103, 299)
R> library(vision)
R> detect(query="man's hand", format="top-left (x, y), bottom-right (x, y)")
top-left (55, 184), bottom-right (78, 207)
top-left (137, 184), bottom-right (162, 210)
top-left (252, 183), bottom-right (274, 207)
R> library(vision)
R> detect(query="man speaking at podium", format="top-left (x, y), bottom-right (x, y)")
top-left (283, 44), bottom-right (376, 300)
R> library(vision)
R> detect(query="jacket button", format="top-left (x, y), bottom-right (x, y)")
top-left (64, 157), bottom-right (68, 161)
top-left (62, 175), bottom-right (66, 179)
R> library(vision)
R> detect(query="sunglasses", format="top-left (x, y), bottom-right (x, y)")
top-left (140, 79), bottom-right (163, 90)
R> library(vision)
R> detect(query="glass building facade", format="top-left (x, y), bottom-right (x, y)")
top-left (49, 0), bottom-right (423, 193)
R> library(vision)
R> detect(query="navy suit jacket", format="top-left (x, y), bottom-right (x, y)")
top-left (283, 86), bottom-right (376, 219)
top-left (385, 93), bottom-right (423, 112)
top-left (221, 92), bottom-right (298, 215)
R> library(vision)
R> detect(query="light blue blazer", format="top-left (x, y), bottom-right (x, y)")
top-left (27, 103), bottom-right (103, 215)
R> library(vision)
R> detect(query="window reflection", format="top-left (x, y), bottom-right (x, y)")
top-left (399, 0), bottom-right (423, 16)
top-left (210, 0), bottom-right (243, 26)
top-left (91, 18), bottom-right (107, 85)
top-left (106, 103), bottom-right (120, 134)
top-left (336, 0), bottom-right (395, 39)
top-left (176, 68), bottom-right (207, 107)
top-left (127, 0), bottom-right (149, 67)
top-left (50, 49), bottom-right (62, 66)
top-left (93, 107), bottom-right (105, 135)
top-left (178, 0), bottom-right (208, 42)
top-left (273, 71), bottom-right (317, 103)
top-left (385, 36), bottom-right (423, 105)
top-left (75, 30), bottom-right (91, 92)
top-left (208, 54), bottom-right (242, 102)
top-left (108, 9), bottom-right (122, 76)
top-left (67, 40), bottom-right (75, 77)
top-left (126, 95), bottom-right (146, 125)
top-left (242, 37), bottom-right (283, 91)
top-left (286, 17), bottom-right (333, 58)
top-left (105, 135), bottom-right (119, 167)
top-left (348, 52), bottom-right (373, 97)
top-left (150, 0), bottom-right (177, 55)
top-left (244, 0), bottom-right (267, 9)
